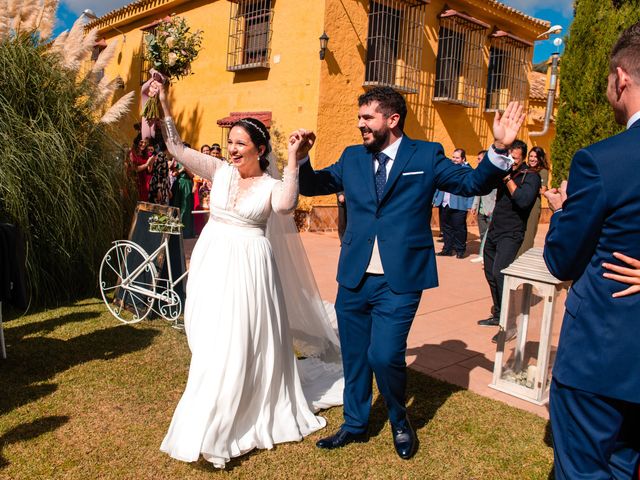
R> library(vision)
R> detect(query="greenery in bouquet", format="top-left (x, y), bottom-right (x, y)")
top-left (149, 214), bottom-right (184, 234)
top-left (144, 15), bottom-right (203, 81)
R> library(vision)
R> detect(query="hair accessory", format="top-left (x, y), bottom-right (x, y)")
top-left (240, 119), bottom-right (268, 140)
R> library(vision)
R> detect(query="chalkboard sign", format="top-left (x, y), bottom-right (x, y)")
top-left (119, 202), bottom-right (187, 316)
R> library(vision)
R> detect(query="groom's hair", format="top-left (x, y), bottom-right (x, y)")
top-left (610, 20), bottom-right (640, 80)
top-left (358, 87), bottom-right (407, 132)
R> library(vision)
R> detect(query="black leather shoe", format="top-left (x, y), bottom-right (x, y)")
top-left (456, 251), bottom-right (466, 259)
top-left (492, 328), bottom-right (517, 344)
top-left (316, 428), bottom-right (368, 449)
top-left (436, 250), bottom-right (454, 256)
top-left (392, 421), bottom-right (417, 460)
top-left (477, 316), bottom-right (500, 327)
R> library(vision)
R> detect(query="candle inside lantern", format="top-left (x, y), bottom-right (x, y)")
top-left (526, 365), bottom-right (537, 388)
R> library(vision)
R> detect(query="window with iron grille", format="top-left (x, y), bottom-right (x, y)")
top-left (364, 0), bottom-right (428, 94)
top-left (227, 0), bottom-right (273, 71)
top-left (433, 10), bottom-right (488, 107)
top-left (485, 31), bottom-right (531, 112)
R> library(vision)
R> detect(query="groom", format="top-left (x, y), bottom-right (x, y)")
top-left (296, 87), bottom-right (523, 459)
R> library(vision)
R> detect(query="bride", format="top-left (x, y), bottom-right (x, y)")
top-left (157, 85), bottom-right (343, 468)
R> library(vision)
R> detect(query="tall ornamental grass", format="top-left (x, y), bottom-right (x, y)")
top-left (0, 18), bottom-right (135, 304)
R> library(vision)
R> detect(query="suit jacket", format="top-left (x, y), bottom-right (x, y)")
top-left (299, 136), bottom-right (504, 293)
top-left (544, 119), bottom-right (640, 403)
top-left (432, 181), bottom-right (475, 211)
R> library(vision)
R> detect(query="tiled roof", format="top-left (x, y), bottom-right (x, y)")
top-left (86, 0), bottom-right (550, 32)
top-left (529, 71), bottom-right (547, 101)
top-left (485, 0), bottom-right (551, 29)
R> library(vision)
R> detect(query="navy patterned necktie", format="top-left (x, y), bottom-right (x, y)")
top-left (374, 151), bottom-right (390, 202)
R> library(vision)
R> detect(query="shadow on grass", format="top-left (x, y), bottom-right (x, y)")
top-left (366, 340), bottom-right (493, 440)
top-left (7, 311), bottom-right (101, 340)
top-left (0, 321), bottom-right (160, 416)
top-left (367, 368), bottom-right (465, 439)
top-left (0, 416), bottom-right (70, 469)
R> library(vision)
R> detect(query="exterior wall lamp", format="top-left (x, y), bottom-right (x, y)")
top-left (319, 32), bottom-right (329, 60)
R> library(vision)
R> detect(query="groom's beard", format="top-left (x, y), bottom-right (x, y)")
top-left (362, 127), bottom-right (390, 153)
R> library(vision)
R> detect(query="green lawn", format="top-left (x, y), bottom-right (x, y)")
top-left (0, 300), bottom-right (554, 479)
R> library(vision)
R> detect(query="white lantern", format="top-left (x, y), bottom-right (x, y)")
top-left (489, 248), bottom-right (570, 404)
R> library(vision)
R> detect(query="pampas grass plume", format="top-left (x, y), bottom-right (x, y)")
top-left (100, 91), bottom-right (135, 124)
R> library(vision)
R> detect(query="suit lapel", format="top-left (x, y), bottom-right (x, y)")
top-left (379, 136), bottom-right (416, 205)
top-left (358, 148), bottom-right (377, 204)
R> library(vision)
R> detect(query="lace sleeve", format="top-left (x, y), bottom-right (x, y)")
top-left (161, 116), bottom-right (222, 181)
top-left (271, 166), bottom-right (299, 215)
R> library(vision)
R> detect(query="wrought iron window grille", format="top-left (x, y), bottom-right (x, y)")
top-left (364, 0), bottom-right (428, 94)
top-left (433, 10), bottom-right (488, 107)
top-left (485, 31), bottom-right (531, 112)
top-left (227, 0), bottom-right (273, 72)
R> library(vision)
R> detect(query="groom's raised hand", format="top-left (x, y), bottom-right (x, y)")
top-left (493, 101), bottom-right (526, 150)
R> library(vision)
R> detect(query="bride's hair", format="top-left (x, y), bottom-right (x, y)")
top-left (232, 117), bottom-right (272, 171)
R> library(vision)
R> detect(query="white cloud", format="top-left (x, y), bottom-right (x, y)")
top-left (500, 0), bottom-right (574, 17)
top-left (62, 0), bottom-right (130, 17)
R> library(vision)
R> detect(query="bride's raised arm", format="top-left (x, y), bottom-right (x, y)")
top-left (158, 82), bottom-right (223, 181)
top-left (271, 129), bottom-right (315, 215)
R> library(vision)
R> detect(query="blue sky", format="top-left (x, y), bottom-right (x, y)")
top-left (54, 0), bottom-right (573, 63)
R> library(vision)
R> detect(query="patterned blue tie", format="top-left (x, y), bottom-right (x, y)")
top-left (374, 151), bottom-right (389, 202)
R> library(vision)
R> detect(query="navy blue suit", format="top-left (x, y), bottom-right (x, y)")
top-left (544, 119), bottom-right (640, 479)
top-left (300, 137), bottom-right (505, 432)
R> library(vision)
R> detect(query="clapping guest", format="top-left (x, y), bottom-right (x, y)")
top-left (517, 146), bottom-right (549, 256)
top-left (148, 140), bottom-right (170, 205)
top-left (129, 137), bottom-right (154, 202)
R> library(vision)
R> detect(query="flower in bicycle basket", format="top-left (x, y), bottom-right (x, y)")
top-left (143, 15), bottom-right (203, 82)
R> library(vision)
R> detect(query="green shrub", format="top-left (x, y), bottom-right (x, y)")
top-left (551, 0), bottom-right (640, 185)
top-left (0, 33), bottom-right (135, 305)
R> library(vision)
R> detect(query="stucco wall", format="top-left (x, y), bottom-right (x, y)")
top-left (99, 0), bottom-right (326, 153)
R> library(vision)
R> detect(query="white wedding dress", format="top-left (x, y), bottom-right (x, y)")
top-left (159, 118), bottom-right (343, 468)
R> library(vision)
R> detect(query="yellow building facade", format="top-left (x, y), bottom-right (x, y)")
top-left (88, 0), bottom-right (556, 229)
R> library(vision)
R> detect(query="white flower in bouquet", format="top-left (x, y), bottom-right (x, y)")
top-left (142, 15), bottom-right (203, 119)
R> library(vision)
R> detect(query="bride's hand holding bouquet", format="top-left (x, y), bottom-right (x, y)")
top-left (141, 15), bottom-right (203, 120)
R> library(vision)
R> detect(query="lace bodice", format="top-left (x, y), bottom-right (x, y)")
top-left (161, 117), bottom-right (299, 226)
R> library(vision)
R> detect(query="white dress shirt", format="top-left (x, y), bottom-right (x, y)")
top-left (627, 110), bottom-right (640, 129)
top-left (366, 136), bottom-right (403, 274)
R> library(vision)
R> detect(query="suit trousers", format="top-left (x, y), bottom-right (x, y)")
top-left (550, 378), bottom-right (640, 480)
top-left (335, 274), bottom-right (421, 433)
top-left (442, 206), bottom-right (468, 254)
top-left (477, 213), bottom-right (491, 240)
top-left (483, 232), bottom-right (523, 317)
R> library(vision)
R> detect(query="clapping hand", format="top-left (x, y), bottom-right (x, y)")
top-left (543, 180), bottom-right (567, 212)
top-left (288, 129), bottom-right (316, 162)
top-left (493, 101), bottom-right (526, 149)
top-left (602, 252), bottom-right (640, 297)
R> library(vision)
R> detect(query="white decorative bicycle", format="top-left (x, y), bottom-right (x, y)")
top-left (99, 214), bottom-right (188, 326)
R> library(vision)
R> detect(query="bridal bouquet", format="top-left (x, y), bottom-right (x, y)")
top-left (141, 15), bottom-right (203, 119)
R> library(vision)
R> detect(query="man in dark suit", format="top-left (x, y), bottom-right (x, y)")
top-left (295, 87), bottom-right (524, 459)
top-left (543, 21), bottom-right (640, 479)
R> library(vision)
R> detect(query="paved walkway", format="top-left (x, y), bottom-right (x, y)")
top-left (187, 223), bottom-right (560, 419)
top-left (298, 225), bottom-right (560, 419)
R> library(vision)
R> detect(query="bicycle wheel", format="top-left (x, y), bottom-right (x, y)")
top-left (99, 242), bottom-right (157, 323)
